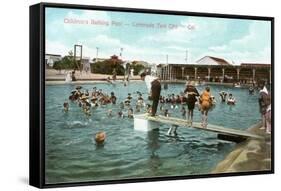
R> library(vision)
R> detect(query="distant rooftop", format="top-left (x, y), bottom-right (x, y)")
top-left (197, 56), bottom-right (231, 66)
top-left (240, 63), bottom-right (271, 67)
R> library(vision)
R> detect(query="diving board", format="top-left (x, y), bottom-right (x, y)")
top-left (133, 114), bottom-right (263, 140)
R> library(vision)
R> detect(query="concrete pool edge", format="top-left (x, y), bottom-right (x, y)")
top-left (211, 122), bottom-right (271, 173)
top-left (45, 80), bottom-right (143, 85)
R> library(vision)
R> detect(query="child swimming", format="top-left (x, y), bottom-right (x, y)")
top-left (219, 91), bottom-right (227, 102)
top-left (227, 93), bottom-right (236, 105)
top-left (110, 92), bottom-right (117, 104)
top-left (128, 108), bottom-right (134, 118)
top-left (164, 109), bottom-right (170, 117)
top-left (118, 110), bottom-right (124, 118)
top-left (63, 101), bottom-right (69, 112)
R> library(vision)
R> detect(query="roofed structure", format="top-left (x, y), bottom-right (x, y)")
top-left (196, 56), bottom-right (231, 66)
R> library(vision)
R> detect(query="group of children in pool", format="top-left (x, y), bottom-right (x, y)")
top-left (63, 81), bottom-right (241, 128)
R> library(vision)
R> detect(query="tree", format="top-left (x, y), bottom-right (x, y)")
top-left (91, 59), bottom-right (124, 75)
top-left (90, 55), bottom-right (125, 75)
top-left (52, 51), bottom-right (77, 71)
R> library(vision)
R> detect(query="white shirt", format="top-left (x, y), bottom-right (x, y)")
top-left (260, 86), bottom-right (268, 95)
top-left (144, 75), bottom-right (157, 92)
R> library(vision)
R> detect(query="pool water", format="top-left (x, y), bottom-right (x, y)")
top-left (45, 82), bottom-right (261, 184)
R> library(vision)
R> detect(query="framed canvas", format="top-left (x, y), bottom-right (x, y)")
top-left (29, 2), bottom-right (274, 188)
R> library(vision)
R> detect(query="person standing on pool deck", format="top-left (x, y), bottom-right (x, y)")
top-left (258, 81), bottom-right (271, 131)
top-left (140, 72), bottom-right (161, 116)
top-left (199, 86), bottom-right (212, 128)
top-left (184, 81), bottom-right (199, 126)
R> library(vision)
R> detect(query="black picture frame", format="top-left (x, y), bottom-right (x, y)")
top-left (30, 2), bottom-right (274, 188)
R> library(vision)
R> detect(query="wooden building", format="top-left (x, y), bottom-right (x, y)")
top-left (157, 56), bottom-right (271, 84)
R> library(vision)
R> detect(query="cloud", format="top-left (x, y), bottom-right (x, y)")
top-left (46, 9), bottom-right (271, 64)
top-left (136, 17), bottom-right (231, 63)
top-left (46, 40), bottom-right (70, 55)
top-left (77, 33), bottom-right (175, 63)
top-left (207, 21), bottom-right (271, 63)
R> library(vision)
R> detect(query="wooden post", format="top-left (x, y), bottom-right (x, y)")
top-left (194, 67), bottom-right (197, 80)
top-left (166, 65), bottom-right (168, 81)
top-left (237, 68), bottom-right (240, 81)
top-left (170, 65), bottom-right (172, 80)
top-left (222, 68), bottom-right (225, 82)
top-left (208, 67), bottom-right (211, 81)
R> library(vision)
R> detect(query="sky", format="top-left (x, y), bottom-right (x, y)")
top-left (45, 7), bottom-right (271, 64)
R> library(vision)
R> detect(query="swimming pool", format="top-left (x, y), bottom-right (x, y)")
top-left (45, 82), bottom-right (261, 184)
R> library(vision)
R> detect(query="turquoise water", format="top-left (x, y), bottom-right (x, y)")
top-left (45, 82), bottom-right (261, 184)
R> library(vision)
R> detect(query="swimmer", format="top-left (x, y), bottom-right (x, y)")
top-left (138, 94), bottom-right (144, 101)
top-left (85, 89), bottom-right (89, 96)
top-left (171, 102), bottom-right (178, 109)
top-left (160, 104), bottom-right (164, 111)
top-left (78, 101), bottom-right (82, 107)
top-left (120, 101), bottom-right (125, 109)
top-left (63, 102), bottom-right (69, 112)
top-left (160, 96), bottom-right (165, 104)
top-left (135, 103), bottom-right (141, 112)
top-left (110, 92), bottom-right (117, 104)
top-left (146, 104), bottom-right (152, 114)
top-left (92, 87), bottom-right (97, 96)
top-left (123, 79), bottom-right (128, 86)
top-left (124, 99), bottom-right (131, 106)
top-left (107, 109), bottom-right (113, 117)
top-left (166, 95), bottom-right (172, 103)
top-left (211, 96), bottom-right (216, 105)
top-left (118, 110), bottom-right (124, 118)
top-left (249, 86), bottom-right (255, 95)
top-left (95, 131), bottom-right (106, 144)
top-left (219, 91), bottom-right (227, 102)
top-left (176, 95), bottom-right (181, 104)
top-left (83, 106), bottom-right (91, 116)
top-left (164, 109), bottom-right (170, 117)
top-left (127, 93), bottom-right (132, 100)
top-left (227, 93), bottom-right (236, 105)
top-left (128, 108), bottom-right (134, 118)
top-left (75, 85), bottom-right (82, 90)
top-left (181, 106), bottom-right (186, 118)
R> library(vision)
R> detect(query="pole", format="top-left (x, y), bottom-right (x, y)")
top-left (185, 50), bottom-right (188, 64)
top-left (120, 48), bottom-right (123, 60)
top-left (96, 47), bottom-right (99, 62)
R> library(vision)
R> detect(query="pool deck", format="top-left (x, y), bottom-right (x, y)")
top-left (45, 69), bottom-right (254, 87)
top-left (212, 122), bottom-right (271, 173)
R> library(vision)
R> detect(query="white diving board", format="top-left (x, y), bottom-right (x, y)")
top-left (133, 113), bottom-right (263, 140)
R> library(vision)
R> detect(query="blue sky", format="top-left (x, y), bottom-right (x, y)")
top-left (46, 7), bottom-right (271, 64)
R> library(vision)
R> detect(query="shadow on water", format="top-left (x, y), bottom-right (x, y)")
top-left (95, 142), bottom-right (105, 150)
top-left (147, 129), bottom-right (160, 154)
top-left (146, 129), bottom-right (162, 172)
